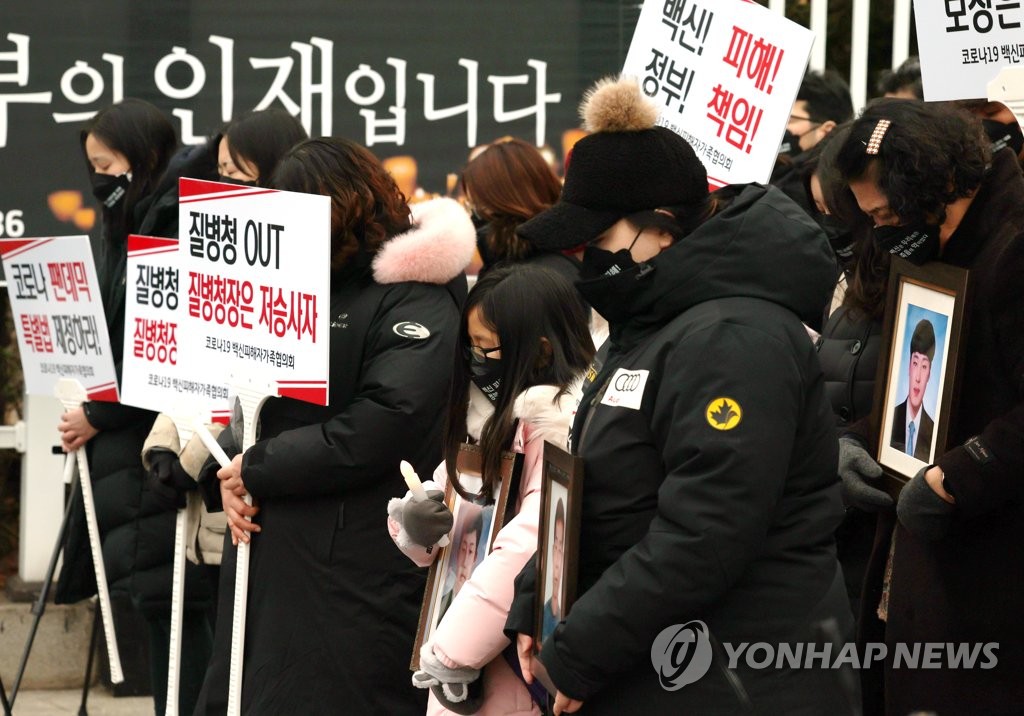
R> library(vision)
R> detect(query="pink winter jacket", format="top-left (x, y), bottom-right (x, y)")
top-left (389, 384), bottom-right (579, 716)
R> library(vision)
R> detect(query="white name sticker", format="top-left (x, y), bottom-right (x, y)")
top-left (600, 368), bottom-right (650, 410)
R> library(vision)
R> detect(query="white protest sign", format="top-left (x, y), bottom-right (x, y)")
top-left (913, 0), bottom-right (1023, 102)
top-left (989, 66), bottom-right (1024, 127)
top-left (0, 236), bottom-right (118, 400)
top-left (121, 234), bottom-right (231, 422)
top-left (622, 0), bottom-right (814, 187)
top-left (176, 179), bottom-right (331, 404)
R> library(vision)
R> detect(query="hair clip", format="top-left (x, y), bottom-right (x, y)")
top-left (865, 119), bottom-right (891, 155)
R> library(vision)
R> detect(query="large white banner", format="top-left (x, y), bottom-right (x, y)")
top-left (176, 179), bottom-right (331, 405)
top-left (622, 0), bottom-right (814, 187)
top-left (914, 0), bottom-right (1024, 102)
top-left (0, 235), bottom-right (118, 400)
top-left (121, 235), bottom-right (231, 421)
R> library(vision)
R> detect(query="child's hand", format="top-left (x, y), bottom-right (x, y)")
top-left (403, 490), bottom-right (453, 547)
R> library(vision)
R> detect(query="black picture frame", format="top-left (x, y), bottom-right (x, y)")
top-left (533, 440), bottom-right (583, 652)
top-left (873, 259), bottom-right (971, 495)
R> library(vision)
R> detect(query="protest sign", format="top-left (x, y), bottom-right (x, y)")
top-left (0, 235), bottom-right (117, 399)
top-left (622, 0), bottom-right (814, 187)
top-left (121, 234), bottom-right (231, 421)
top-left (914, 0), bottom-right (1023, 102)
top-left (176, 178), bottom-right (331, 403)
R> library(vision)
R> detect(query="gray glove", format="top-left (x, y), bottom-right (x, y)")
top-left (897, 466), bottom-right (955, 541)
top-left (412, 646), bottom-right (482, 713)
top-left (404, 490), bottom-right (453, 548)
top-left (838, 437), bottom-right (893, 512)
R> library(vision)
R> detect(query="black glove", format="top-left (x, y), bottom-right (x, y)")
top-left (148, 450), bottom-right (196, 511)
top-left (404, 490), bottom-right (453, 547)
top-left (897, 466), bottom-right (956, 541)
top-left (838, 437), bottom-right (893, 512)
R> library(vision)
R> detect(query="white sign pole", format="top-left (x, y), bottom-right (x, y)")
top-left (54, 378), bottom-right (123, 684)
top-left (224, 383), bottom-right (270, 716)
top-left (163, 414), bottom-right (197, 716)
top-left (164, 409), bottom-right (228, 716)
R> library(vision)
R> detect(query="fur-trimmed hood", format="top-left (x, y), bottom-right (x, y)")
top-left (372, 197), bottom-right (476, 285)
top-left (466, 381), bottom-right (583, 447)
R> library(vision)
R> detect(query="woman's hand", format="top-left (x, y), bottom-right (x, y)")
top-left (553, 692), bottom-right (584, 715)
top-left (517, 634), bottom-right (584, 714)
top-left (218, 454), bottom-right (260, 545)
top-left (58, 408), bottom-right (99, 452)
top-left (517, 633), bottom-right (538, 684)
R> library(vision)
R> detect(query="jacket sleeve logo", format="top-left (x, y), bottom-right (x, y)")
top-left (705, 397), bottom-right (742, 430)
top-left (392, 321), bottom-right (431, 340)
top-left (600, 368), bottom-right (649, 410)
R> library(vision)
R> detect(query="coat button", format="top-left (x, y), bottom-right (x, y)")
top-left (850, 340), bottom-right (862, 355)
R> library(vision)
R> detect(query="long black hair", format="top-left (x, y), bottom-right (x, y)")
top-left (443, 264), bottom-right (595, 500)
top-left (223, 108), bottom-right (308, 187)
top-left (80, 98), bottom-right (177, 243)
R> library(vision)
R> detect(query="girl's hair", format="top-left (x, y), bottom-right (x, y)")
top-left (269, 137), bottom-right (411, 270)
top-left (223, 108), bottom-right (308, 187)
top-left (443, 264), bottom-right (595, 500)
top-left (833, 98), bottom-right (989, 228)
top-left (460, 138), bottom-right (561, 263)
top-left (80, 98), bottom-right (178, 243)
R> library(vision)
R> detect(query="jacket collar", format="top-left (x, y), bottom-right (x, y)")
top-left (941, 149), bottom-right (1024, 267)
top-left (465, 382), bottom-right (581, 446)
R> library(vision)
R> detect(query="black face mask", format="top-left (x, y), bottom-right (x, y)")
top-left (218, 175), bottom-right (258, 187)
top-left (819, 214), bottom-right (856, 269)
top-left (873, 221), bottom-right (941, 265)
top-left (575, 259), bottom-right (656, 325)
top-left (470, 357), bottom-right (503, 403)
top-left (778, 129), bottom-right (800, 157)
top-left (579, 245), bottom-right (638, 281)
top-left (91, 172), bottom-right (130, 209)
top-left (982, 119), bottom-right (1024, 157)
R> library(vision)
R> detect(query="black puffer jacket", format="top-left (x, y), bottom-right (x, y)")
top-left (512, 184), bottom-right (854, 714)
top-left (817, 304), bottom-right (883, 428)
top-left (56, 143), bottom-right (218, 613)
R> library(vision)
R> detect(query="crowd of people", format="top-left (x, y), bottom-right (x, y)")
top-left (49, 54), bottom-right (1023, 716)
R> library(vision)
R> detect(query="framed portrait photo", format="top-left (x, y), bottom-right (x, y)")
top-left (874, 259), bottom-right (970, 490)
top-left (410, 444), bottom-right (521, 670)
top-left (534, 441), bottom-right (583, 650)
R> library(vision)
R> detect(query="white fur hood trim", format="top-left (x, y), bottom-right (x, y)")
top-left (372, 197), bottom-right (476, 285)
top-left (465, 381), bottom-right (582, 446)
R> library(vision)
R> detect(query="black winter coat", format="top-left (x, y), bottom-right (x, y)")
top-left (198, 198), bottom-right (473, 716)
top-left (56, 143), bottom-right (218, 614)
top-left (866, 148), bottom-right (1024, 716)
top-left (512, 185), bottom-right (853, 713)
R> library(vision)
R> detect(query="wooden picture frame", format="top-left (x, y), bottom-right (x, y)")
top-left (873, 259), bottom-right (971, 495)
top-left (409, 444), bottom-right (521, 670)
top-left (533, 441), bottom-right (584, 651)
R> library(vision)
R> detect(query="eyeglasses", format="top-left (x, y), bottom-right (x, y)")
top-left (788, 113), bottom-right (820, 125)
top-left (465, 344), bottom-right (502, 365)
